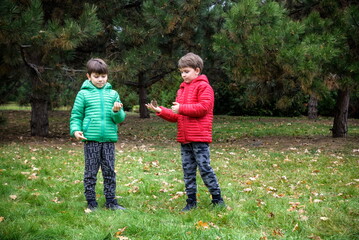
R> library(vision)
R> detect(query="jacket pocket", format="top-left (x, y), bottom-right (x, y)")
top-left (83, 118), bottom-right (92, 132)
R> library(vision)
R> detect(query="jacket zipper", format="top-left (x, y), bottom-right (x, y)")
top-left (182, 84), bottom-right (189, 142)
top-left (99, 89), bottom-right (105, 141)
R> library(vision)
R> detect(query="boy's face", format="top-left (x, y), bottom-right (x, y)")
top-left (179, 67), bottom-right (200, 83)
top-left (87, 72), bottom-right (108, 88)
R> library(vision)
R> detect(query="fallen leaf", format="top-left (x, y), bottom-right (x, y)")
top-left (308, 234), bottom-right (322, 240)
top-left (272, 229), bottom-right (284, 237)
top-left (118, 236), bottom-right (130, 240)
top-left (209, 222), bottom-right (219, 229)
top-left (128, 186), bottom-right (139, 193)
top-left (117, 237), bottom-right (129, 240)
top-left (114, 227), bottom-right (128, 238)
top-left (256, 199), bottom-right (265, 207)
top-left (169, 191), bottom-right (185, 201)
top-left (84, 208), bottom-right (92, 214)
top-left (292, 223), bottom-right (299, 232)
top-left (195, 220), bottom-right (209, 230)
top-left (320, 217), bottom-right (329, 221)
top-left (0, 217), bottom-right (4, 222)
top-left (51, 197), bottom-right (62, 203)
top-left (28, 173), bottom-right (38, 180)
top-left (9, 195), bottom-right (17, 200)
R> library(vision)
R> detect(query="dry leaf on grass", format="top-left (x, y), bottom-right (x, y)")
top-left (195, 220), bottom-right (210, 230)
top-left (272, 229), bottom-right (284, 237)
top-left (308, 234), bottom-right (322, 240)
top-left (292, 223), bottom-right (299, 232)
top-left (84, 208), bottom-right (92, 214)
top-left (9, 195), bottom-right (17, 200)
top-left (114, 227), bottom-right (128, 238)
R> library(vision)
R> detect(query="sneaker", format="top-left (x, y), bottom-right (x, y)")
top-left (87, 201), bottom-right (98, 211)
top-left (211, 199), bottom-right (226, 208)
top-left (105, 202), bottom-right (126, 210)
top-left (181, 200), bottom-right (197, 212)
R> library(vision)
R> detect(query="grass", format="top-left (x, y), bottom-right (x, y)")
top-left (0, 102), bottom-right (70, 111)
top-left (0, 110), bottom-right (358, 239)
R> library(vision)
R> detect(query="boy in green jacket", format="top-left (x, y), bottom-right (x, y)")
top-left (70, 58), bottom-right (126, 211)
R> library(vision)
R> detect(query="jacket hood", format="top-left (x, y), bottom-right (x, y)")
top-left (80, 80), bottom-right (112, 90)
top-left (180, 74), bottom-right (209, 88)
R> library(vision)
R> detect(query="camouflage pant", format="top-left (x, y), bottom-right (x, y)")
top-left (181, 142), bottom-right (221, 196)
top-left (83, 142), bottom-right (117, 201)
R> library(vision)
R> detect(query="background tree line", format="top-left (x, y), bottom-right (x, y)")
top-left (0, 0), bottom-right (358, 138)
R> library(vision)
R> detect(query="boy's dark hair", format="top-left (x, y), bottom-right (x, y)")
top-left (86, 58), bottom-right (108, 74)
top-left (178, 53), bottom-right (203, 73)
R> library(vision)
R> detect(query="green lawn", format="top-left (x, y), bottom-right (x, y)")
top-left (0, 111), bottom-right (358, 239)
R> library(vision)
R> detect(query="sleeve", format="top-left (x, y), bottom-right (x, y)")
top-left (112, 91), bottom-right (126, 124)
top-left (179, 84), bottom-right (214, 118)
top-left (156, 107), bottom-right (179, 123)
top-left (69, 91), bottom-right (85, 137)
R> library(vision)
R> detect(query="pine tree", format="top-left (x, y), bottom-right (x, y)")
top-left (109, 0), bottom-right (226, 118)
top-left (213, 0), bottom-right (305, 113)
top-left (0, 0), bottom-right (103, 136)
top-left (281, 0), bottom-right (359, 137)
top-left (214, 0), bottom-right (359, 137)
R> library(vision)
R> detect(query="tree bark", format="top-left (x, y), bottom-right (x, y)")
top-left (30, 97), bottom-right (49, 137)
top-left (332, 88), bottom-right (350, 138)
top-left (138, 73), bottom-right (150, 118)
top-left (21, 47), bottom-right (50, 137)
top-left (308, 94), bottom-right (318, 120)
top-left (30, 74), bottom-right (49, 137)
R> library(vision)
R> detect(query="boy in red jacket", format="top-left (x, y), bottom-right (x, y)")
top-left (146, 53), bottom-right (225, 211)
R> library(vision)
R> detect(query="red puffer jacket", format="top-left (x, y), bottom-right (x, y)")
top-left (157, 75), bottom-right (214, 143)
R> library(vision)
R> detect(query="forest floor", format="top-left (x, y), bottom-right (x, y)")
top-left (0, 110), bottom-right (358, 240)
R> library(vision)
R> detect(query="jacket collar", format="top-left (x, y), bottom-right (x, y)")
top-left (180, 74), bottom-right (208, 88)
top-left (81, 80), bottom-right (112, 90)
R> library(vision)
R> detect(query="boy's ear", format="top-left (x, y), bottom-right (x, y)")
top-left (195, 68), bottom-right (201, 74)
top-left (86, 73), bottom-right (90, 80)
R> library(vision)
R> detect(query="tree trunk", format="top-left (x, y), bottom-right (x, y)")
top-left (21, 47), bottom-right (50, 137)
top-left (332, 88), bottom-right (350, 138)
top-left (138, 73), bottom-right (150, 118)
top-left (139, 85), bottom-right (150, 118)
top-left (308, 94), bottom-right (318, 120)
top-left (30, 74), bottom-right (49, 137)
top-left (30, 97), bottom-right (49, 137)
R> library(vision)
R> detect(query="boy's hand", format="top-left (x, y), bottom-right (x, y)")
top-left (113, 102), bottom-right (123, 112)
top-left (74, 131), bottom-right (87, 140)
top-left (171, 102), bottom-right (180, 114)
top-left (145, 101), bottom-right (162, 113)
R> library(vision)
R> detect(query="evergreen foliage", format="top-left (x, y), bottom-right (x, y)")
top-left (213, 0), bottom-right (305, 113)
top-left (109, 0), bottom-right (228, 118)
top-left (0, 0), bottom-right (103, 136)
top-left (0, 0), bottom-right (358, 136)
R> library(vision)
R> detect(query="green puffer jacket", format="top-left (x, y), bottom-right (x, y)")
top-left (70, 80), bottom-right (126, 142)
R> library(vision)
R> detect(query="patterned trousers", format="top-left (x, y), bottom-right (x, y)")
top-left (83, 141), bottom-right (117, 202)
top-left (181, 142), bottom-right (221, 196)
